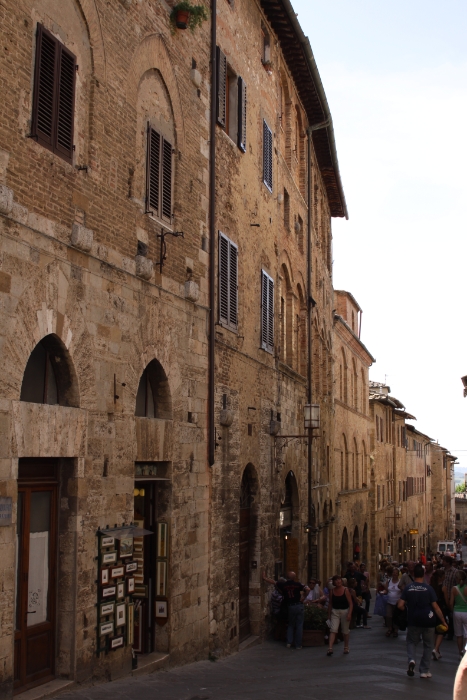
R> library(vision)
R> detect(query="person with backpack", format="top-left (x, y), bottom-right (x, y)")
top-left (450, 570), bottom-right (467, 660)
top-left (263, 570), bottom-right (309, 649)
top-left (397, 563), bottom-right (448, 679)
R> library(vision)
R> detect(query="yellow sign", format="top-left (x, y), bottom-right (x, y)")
top-left (409, 529), bottom-right (419, 535)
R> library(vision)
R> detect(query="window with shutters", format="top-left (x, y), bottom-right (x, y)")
top-left (216, 47), bottom-right (247, 152)
top-left (146, 124), bottom-right (173, 224)
top-left (261, 270), bottom-right (274, 353)
top-left (218, 232), bottom-right (238, 331)
top-left (31, 24), bottom-right (76, 163)
top-left (263, 120), bottom-right (273, 192)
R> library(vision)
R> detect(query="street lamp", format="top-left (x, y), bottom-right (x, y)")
top-left (304, 404), bottom-right (320, 430)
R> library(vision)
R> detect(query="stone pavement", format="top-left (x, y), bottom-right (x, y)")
top-left (54, 621), bottom-right (459, 700)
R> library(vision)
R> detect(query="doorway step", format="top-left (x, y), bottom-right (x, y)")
top-left (15, 679), bottom-right (74, 700)
top-left (238, 635), bottom-right (260, 652)
top-left (131, 652), bottom-right (170, 677)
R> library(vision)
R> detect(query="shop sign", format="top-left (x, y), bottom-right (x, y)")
top-left (0, 497), bottom-right (12, 526)
top-left (409, 528), bottom-right (419, 535)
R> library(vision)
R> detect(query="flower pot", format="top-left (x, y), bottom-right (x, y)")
top-left (176, 9), bottom-right (190, 29)
top-left (302, 629), bottom-right (326, 647)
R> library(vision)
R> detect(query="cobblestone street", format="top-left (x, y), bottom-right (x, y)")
top-left (54, 624), bottom-right (459, 700)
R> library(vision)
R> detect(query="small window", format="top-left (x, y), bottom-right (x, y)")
top-left (31, 24), bottom-right (76, 163)
top-left (219, 232), bottom-right (238, 331)
top-left (261, 270), bottom-right (274, 353)
top-left (263, 120), bottom-right (273, 192)
top-left (283, 189), bottom-right (290, 231)
top-left (146, 125), bottom-right (173, 223)
top-left (261, 23), bottom-right (271, 65)
top-left (21, 341), bottom-right (58, 405)
top-left (216, 46), bottom-right (247, 152)
top-left (297, 215), bottom-right (304, 252)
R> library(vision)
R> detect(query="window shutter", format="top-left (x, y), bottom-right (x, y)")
top-left (261, 270), bottom-right (274, 352)
top-left (237, 77), bottom-right (247, 152)
top-left (263, 120), bottom-right (273, 191)
top-left (228, 241), bottom-right (238, 327)
top-left (147, 125), bottom-right (161, 215)
top-left (216, 46), bottom-right (227, 127)
top-left (55, 43), bottom-right (76, 161)
top-left (32, 25), bottom-right (56, 148)
top-left (219, 233), bottom-right (229, 325)
top-left (161, 138), bottom-right (173, 222)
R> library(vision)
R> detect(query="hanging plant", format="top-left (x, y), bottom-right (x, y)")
top-left (170, 2), bottom-right (209, 32)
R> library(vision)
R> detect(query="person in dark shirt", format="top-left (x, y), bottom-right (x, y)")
top-left (263, 570), bottom-right (309, 649)
top-left (397, 563), bottom-right (447, 679)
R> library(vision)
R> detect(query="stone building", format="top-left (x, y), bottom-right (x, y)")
top-left (332, 291), bottom-right (374, 576)
top-left (455, 495), bottom-right (467, 545)
top-left (0, 0), bottom-right (347, 696)
top-left (430, 443), bottom-right (457, 548)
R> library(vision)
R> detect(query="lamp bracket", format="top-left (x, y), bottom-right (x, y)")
top-left (157, 229), bottom-right (184, 272)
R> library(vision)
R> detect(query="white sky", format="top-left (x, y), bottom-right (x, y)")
top-left (291, 0), bottom-right (467, 471)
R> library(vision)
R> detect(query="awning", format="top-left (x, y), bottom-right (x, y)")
top-left (98, 525), bottom-right (153, 539)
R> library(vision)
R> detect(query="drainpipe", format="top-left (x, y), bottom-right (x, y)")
top-left (306, 128), bottom-right (313, 580)
top-left (208, 0), bottom-right (217, 467)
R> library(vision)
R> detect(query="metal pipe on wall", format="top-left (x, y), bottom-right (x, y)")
top-left (208, 0), bottom-right (217, 467)
top-left (306, 127), bottom-right (313, 579)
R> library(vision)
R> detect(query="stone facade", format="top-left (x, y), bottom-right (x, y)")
top-left (455, 495), bottom-right (467, 545)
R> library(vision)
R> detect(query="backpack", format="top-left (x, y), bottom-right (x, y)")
top-left (270, 588), bottom-right (284, 615)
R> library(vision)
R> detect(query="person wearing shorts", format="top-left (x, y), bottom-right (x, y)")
top-left (326, 575), bottom-right (353, 656)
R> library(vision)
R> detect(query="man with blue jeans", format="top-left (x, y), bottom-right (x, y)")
top-left (397, 563), bottom-right (447, 679)
top-left (263, 570), bottom-right (309, 648)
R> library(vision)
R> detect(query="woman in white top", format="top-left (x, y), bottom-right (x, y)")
top-left (384, 566), bottom-right (402, 637)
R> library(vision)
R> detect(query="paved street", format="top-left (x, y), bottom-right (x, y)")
top-left (55, 623), bottom-right (460, 700)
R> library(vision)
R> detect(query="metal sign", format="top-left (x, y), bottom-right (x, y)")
top-left (409, 528), bottom-right (419, 535)
top-left (0, 497), bottom-right (12, 526)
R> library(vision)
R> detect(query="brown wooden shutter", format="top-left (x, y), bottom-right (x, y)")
top-left (237, 77), bottom-right (247, 152)
top-left (263, 120), bottom-right (273, 191)
top-left (55, 43), bottom-right (76, 162)
top-left (31, 24), bottom-right (76, 163)
top-left (147, 125), bottom-right (161, 215)
top-left (219, 233), bottom-right (229, 325)
top-left (161, 138), bottom-right (173, 222)
top-left (261, 270), bottom-right (274, 352)
top-left (267, 275), bottom-right (274, 349)
top-left (216, 46), bottom-right (227, 127)
top-left (229, 240), bottom-right (238, 328)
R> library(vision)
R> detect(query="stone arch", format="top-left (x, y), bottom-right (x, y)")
top-left (352, 525), bottom-right (360, 562)
top-left (353, 436), bottom-right (359, 489)
top-left (239, 463), bottom-right (260, 639)
top-left (362, 523), bottom-right (368, 563)
top-left (76, 0), bottom-right (106, 81)
top-left (280, 261), bottom-right (295, 367)
top-left (126, 34), bottom-right (185, 152)
top-left (20, 333), bottom-right (80, 408)
top-left (342, 433), bottom-right (349, 490)
top-left (135, 358), bottom-right (172, 419)
top-left (0, 260), bottom-right (96, 410)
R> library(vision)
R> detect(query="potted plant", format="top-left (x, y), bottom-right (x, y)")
top-left (302, 605), bottom-right (328, 647)
top-left (170, 2), bottom-right (209, 32)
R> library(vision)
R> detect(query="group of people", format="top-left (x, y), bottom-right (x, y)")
top-left (264, 552), bottom-right (467, 682)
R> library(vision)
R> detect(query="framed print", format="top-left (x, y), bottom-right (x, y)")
top-left (102, 586), bottom-right (116, 599)
top-left (132, 584), bottom-right (148, 598)
top-left (110, 566), bottom-right (125, 579)
top-left (100, 602), bottom-right (114, 617)
top-left (127, 603), bottom-right (134, 645)
top-left (100, 568), bottom-right (110, 585)
top-left (102, 551), bottom-right (117, 565)
top-left (99, 621), bottom-right (114, 636)
top-left (110, 635), bottom-right (124, 649)
top-left (119, 537), bottom-right (133, 559)
top-left (157, 560), bottom-right (167, 597)
top-left (116, 602), bottom-right (126, 627)
top-left (155, 600), bottom-right (168, 618)
top-left (125, 561), bottom-right (138, 574)
top-left (117, 582), bottom-right (125, 600)
top-left (127, 577), bottom-right (135, 594)
top-left (101, 536), bottom-right (115, 549)
top-left (157, 522), bottom-right (168, 558)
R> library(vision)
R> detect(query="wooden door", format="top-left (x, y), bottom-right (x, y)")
top-left (14, 483), bottom-right (57, 692)
top-left (239, 506), bottom-right (251, 642)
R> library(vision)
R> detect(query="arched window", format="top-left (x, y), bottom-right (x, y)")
top-left (361, 368), bottom-right (366, 414)
top-left (20, 334), bottom-right (78, 407)
top-left (353, 438), bottom-right (359, 489)
top-left (135, 359), bottom-right (172, 419)
top-left (352, 359), bottom-right (358, 409)
top-left (341, 349), bottom-right (348, 403)
top-left (280, 264), bottom-right (294, 368)
top-left (343, 434), bottom-right (349, 490)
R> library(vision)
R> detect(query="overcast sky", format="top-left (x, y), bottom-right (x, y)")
top-left (291, 0), bottom-right (467, 471)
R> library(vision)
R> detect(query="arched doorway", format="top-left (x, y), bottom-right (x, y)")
top-left (239, 465), bottom-right (259, 642)
top-left (353, 526), bottom-right (360, 562)
top-left (280, 471), bottom-right (299, 576)
top-left (341, 528), bottom-right (349, 574)
top-left (362, 523), bottom-right (368, 564)
top-left (15, 336), bottom-right (78, 692)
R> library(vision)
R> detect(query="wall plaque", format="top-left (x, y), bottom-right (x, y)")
top-left (0, 497), bottom-right (12, 526)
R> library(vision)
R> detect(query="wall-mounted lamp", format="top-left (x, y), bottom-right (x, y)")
top-left (304, 404), bottom-right (320, 430)
top-left (133, 488), bottom-right (145, 497)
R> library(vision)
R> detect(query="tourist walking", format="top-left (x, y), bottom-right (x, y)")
top-left (398, 560), bottom-right (415, 590)
top-left (450, 570), bottom-right (467, 660)
top-left (326, 575), bottom-right (353, 656)
top-left (359, 563), bottom-right (372, 615)
top-left (384, 566), bottom-right (401, 637)
top-left (348, 578), bottom-right (371, 629)
top-left (397, 563), bottom-right (448, 679)
top-left (430, 568), bottom-right (448, 660)
top-left (443, 554), bottom-right (458, 640)
top-left (263, 570), bottom-right (309, 649)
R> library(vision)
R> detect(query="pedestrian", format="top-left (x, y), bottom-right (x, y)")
top-left (384, 566), bottom-right (401, 637)
top-left (262, 570), bottom-right (309, 649)
top-left (454, 650), bottom-right (467, 700)
top-left (449, 570), bottom-right (467, 660)
top-left (348, 578), bottom-right (371, 629)
top-left (304, 578), bottom-right (326, 607)
top-left (398, 560), bottom-right (415, 590)
top-left (397, 563), bottom-right (448, 679)
top-left (359, 562), bottom-right (372, 615)
top-left (420, 549), bottom-right (427, 566)
top-left (326, 575), bottom-right (353, 656)
top-left (430, 569), bottom-right (448, 660)
top-left (443, 554), bottom-right (458, 640)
